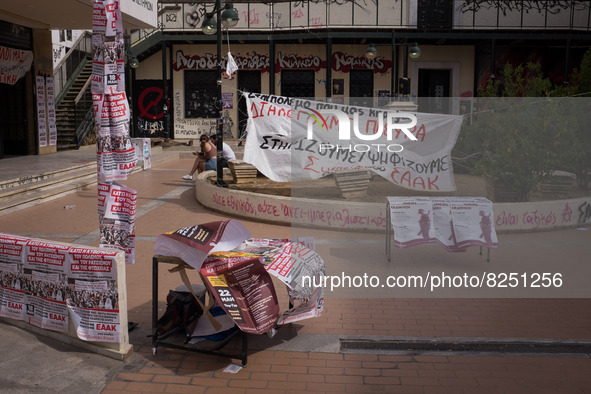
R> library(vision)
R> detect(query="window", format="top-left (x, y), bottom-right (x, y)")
top-left (349, 70), bottom-right (374, 107)
top-left (184, 70), bottom-right (218, 118)
top-left (281, 70), bottom-right (315, 98)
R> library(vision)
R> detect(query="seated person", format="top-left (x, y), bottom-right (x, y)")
top-left (210, 134), bottom-right (236, 168)
top-left (182, 134), bottom-right (217, 180)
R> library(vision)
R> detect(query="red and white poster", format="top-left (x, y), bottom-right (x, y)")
top-left (92, 0), bottom-right (136, 181)
top-left (46, 77), bottom-right (57, 146)
top-left (98, 182), bottom-right (137, 264)
top-left (35, 76), bottom-right (48, 148)
top-left (0, 233), bottom-right (123, 343)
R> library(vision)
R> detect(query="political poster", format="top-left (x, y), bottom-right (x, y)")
top-left (98, 182), bottom-right (137, 264)
top-left (35, 76), bottom-right (48, 148)
top-left (387, 197), bottom-right (498, 251)
top-left (92, 0), bottom-right (137, 181)
top-left (0, 233), bottom-right (124, 343)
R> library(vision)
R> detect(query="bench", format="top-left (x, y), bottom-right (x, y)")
top-left (227, 160), bottom-right (258, 183)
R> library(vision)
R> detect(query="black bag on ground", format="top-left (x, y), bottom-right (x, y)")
top-left (156, 290), bottom-right (203, 338)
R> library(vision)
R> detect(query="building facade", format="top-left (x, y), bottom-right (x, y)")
top-left (0, 0), bottom-right (157, 159)
top-left (129, 0), bottom-right (591, 140)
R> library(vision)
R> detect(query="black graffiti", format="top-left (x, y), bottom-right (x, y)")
top-left (185, 6), bottom-right (207, 28)
top-left (459, 0), bottom-right (588, 16)
top-left (577, 201), bottom-right (591, 225)
top-left (293, 0), bottom-right (377, 9)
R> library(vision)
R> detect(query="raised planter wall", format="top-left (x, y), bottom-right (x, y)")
top-left (196, 172), bottom-right (591, 233)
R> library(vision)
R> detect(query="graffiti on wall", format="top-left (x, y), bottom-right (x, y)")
top-left (174, 50), bottom-right (271, 73)
top-left (173, 90), bottom-right (216, 139)
top-left (134, 81), bottom-right (170, 138)
top-left (459, 0), bottom-right (588, 15)
top-left (494, 199), bottom-right (591, 231)
top-left (173, 49), bottom-right (391, 74)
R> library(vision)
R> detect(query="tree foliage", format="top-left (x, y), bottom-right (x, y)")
top-left (454, 60), bottom-right (591, 201)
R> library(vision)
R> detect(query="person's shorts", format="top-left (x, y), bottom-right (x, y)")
top-left (204, 158), bottom-right (217, 171)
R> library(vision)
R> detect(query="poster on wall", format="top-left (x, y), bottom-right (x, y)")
top-left (0, 233), bottom-right (123, 343)
top-left (46, 77), bottom-right (57, 146)
top-left (134, 80), bottom-right (170, 138)
top-left (35, 76), bottom-right (48, 148)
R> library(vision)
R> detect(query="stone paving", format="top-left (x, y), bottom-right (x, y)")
top-left (0, 153), bottom-right (590, 393)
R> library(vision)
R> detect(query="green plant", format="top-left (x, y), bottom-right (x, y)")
top-left (455, 62), bottom-right (561, 201)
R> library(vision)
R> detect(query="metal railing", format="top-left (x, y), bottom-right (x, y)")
top-left (54, 31), bottom-right (93, 101)
top-left (74, 78), bottom-right (94, 148)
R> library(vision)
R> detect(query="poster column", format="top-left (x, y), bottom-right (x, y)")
top-left (92, 0), bottom-right (137, 264)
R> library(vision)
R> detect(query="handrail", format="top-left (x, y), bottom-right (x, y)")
top-left (75, 76), bottom-right (92, 105)
top-left (53, 31), bottom-right (92, 75)
top-left (53, 31), bottom-right (93, 99)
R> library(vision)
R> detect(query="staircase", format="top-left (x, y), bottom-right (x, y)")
top-left (55, 59), bottom-right (93, 151)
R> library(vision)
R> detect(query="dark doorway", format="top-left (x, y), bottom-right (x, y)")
top-left (349, 70), bottom-right (374, 107)
top-left (0, 77), bottom-right (28, 158)
top-left (281, 70), bottom-right (315, 98)
top-left (237, 70), bottom-right (261, 139)
top-left (418, 69), bottom-right (451, 113)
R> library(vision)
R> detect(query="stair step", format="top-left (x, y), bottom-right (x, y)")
top-left (0, 175), bottom-right (98, 216)
top-left (0, 150), bottom-right (178, 216)
top-left (0, 162), bottom-right (96, 191)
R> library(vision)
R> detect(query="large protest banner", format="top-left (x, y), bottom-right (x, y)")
top-left (243, 93), bottom-right (463, 192)
top-left (0, 45), bottom-right (33, 85)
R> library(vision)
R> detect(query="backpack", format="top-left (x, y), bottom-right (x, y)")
top-left (156, 290), bottom-right (203, 339)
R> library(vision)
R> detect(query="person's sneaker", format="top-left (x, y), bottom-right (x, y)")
top-left (182, 174), bottom-right (192, 180)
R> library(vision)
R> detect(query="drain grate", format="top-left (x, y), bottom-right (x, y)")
top-left (340, 338), bottom-right (591, 354)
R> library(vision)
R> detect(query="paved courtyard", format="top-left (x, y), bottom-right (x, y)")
top-left (0, 153), bottom-right (590, 393)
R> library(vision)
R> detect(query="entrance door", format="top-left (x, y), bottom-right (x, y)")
top-left (0, 77), bottom-right (28, 158)
top-left (349, 70), bottom-right (374, 107)
top-left (237, 70), bottom-right (261, 139)
top-left (418, 69), bottom-right (451, 113)
top-left (281, 70), bottom-right (315, 98)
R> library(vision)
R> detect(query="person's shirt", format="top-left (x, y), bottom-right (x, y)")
top-left (202, 141), bottom-right (217, 160)
top-left (222, 142), bottom-right (236, 161)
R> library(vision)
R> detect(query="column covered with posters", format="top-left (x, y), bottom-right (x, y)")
top-left (92, 0), bottom-right (137, 264)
